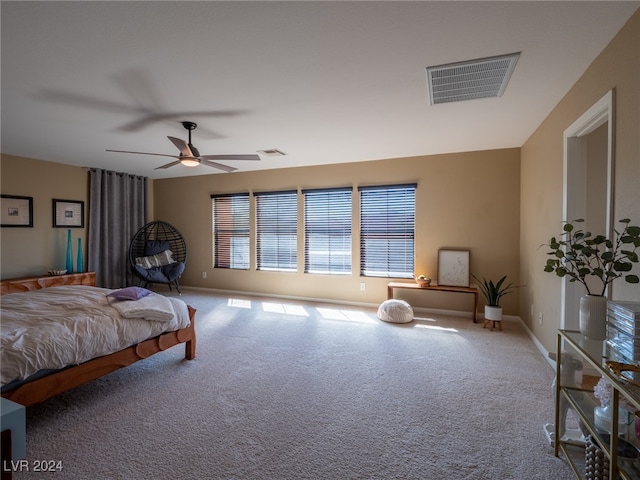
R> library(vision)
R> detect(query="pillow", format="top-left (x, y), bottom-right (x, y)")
top-left (134, 265), bottom-right (169, 283)
top-left (107, 286), bottom-right (153, 301)
top-left (145, 240), bottom-right (172, 256)
top-left (110, 292), bottom-right (175, 322)
top-left (135, 249), bottom-right (175, 269)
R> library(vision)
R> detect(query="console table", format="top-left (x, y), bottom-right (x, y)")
top-left (387, 281), bottom-right (478, 323)
top-left (555, 329), bottom-right (640, 479)
top-left (0, 272), bottom-right (96, 295)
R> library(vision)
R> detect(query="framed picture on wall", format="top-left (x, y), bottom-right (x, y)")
top-left (53, 199), bottom-right (84, 228)
top-left (1, 194), bottom-right (34, 227)
top-left (437, 249), bottom-right (470, 287)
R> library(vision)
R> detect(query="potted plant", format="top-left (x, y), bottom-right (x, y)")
top-left (542, 218), bottom-right (640, 340)
top-left (471, 274), bottom-right (520, 322)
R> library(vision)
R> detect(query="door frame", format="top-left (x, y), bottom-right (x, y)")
top-left (561, 89), bottom-right (615, 330)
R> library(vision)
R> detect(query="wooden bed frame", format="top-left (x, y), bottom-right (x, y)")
top-left (0, 272), bottom-right (196, 407)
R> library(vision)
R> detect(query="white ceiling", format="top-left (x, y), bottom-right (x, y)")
top-left (2, 1), bottom-right (638, 179)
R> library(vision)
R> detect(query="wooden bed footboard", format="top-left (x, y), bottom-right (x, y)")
top-left (2, 306), bottom-right (196, 407)
top-left (2, 307), bottom-right (196, 407)
top-left (0, 273), bottom-right (197, 407)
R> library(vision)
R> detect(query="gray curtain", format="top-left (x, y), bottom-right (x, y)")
top-left (87, 169), bottom-right (147, 288)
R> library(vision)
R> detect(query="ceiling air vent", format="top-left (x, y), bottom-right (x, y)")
top-left (426, 52), bottom-right (520, 105)
top-left (258, 149), bottom-right (286, 157)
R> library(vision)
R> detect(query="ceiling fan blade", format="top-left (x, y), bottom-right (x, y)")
top-left (167, 136), bottom-right (193, 157)
top-left (117, 116), bottom-right (166, 132)
top-left (106, 149), bottom-right (180, 159)
top-left (154, 160), bottom-right (182, 170)
top-left (119, 110), bottom-right (249, 133)
top-left (38, 89), bottom-right (138, 115)
top-left (200, 160), bottom-right (238, 172)
top-left (199, 154), bottom-right (261, 161)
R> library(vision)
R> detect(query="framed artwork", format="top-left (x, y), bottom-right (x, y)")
top-left (1, 194), bottom-right (34, 227)
top-left (437, 249), bottom-right (470, 287)
top-left (53, 199), bottom-right (84, 228)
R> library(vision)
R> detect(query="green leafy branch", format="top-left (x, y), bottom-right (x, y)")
top-left (542, 218), bottom-right (640, 296)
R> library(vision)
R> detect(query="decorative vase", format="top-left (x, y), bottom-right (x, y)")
top-left (594, 404), bottom-right (613, 433)
top-left (65, 229), bottom-right (73, 273)
top-left (593, 404), bottom-right (628, 433)
top-left (485, 305), bottom-right (503, 321)
top-left (77, 237), bottom-right (84, 273)
top-left (579, 295), bottom-right (608, 341)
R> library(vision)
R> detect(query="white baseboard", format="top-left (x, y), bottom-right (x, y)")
top-left (180, 286), bottom-right (381, 309)
top-left (516, 315), bottom-right (556, 370)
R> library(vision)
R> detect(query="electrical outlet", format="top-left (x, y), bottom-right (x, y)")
top-left (360, 282), bottom-right (366, 291)
top-left (539, 312), bottom-right (544, 325)
top-left (201, 271), bottom-right (207, 279)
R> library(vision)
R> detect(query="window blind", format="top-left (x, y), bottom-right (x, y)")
top-left (211, 193), bottom-right (250, 270)
top-left (303, 187), bottom-right (352, 274)
top-left (359, 184), bottom-right (416, 278)
top-left (255, 190), bottom-right (297, 272)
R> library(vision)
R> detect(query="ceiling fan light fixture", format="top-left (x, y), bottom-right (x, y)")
top-left (107, 121), bottom-right (261, 171)
top-left (180, 158), bottom-right (200, 167)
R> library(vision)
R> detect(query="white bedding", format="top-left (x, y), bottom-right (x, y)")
top-left (0, 285), bottom-right (191, 387)
top-left (109, 293), bottom-right (176, 322)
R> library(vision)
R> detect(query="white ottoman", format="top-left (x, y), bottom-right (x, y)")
top-left (377, 299), bottom-right (414, 324)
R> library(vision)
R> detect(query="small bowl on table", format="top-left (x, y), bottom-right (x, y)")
top-left (415, 277), bottom-right (431, 287)
top-left (48, 269), bottom-right (67, 276)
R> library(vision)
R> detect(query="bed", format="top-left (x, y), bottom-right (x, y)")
top-left (0, 272), bottom-right (196, 407)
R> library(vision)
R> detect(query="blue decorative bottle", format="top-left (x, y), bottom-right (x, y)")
top-left (77, 237), bottom-right (84, 273)
top-left (65, 229), bottom-right (73, 273)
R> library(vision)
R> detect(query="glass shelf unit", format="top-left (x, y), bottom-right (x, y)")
top-left (556, 330), bottom-right (640, 480)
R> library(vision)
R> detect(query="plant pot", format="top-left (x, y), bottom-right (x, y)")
top-left (485, 305), bottom-right (503, 321)
top-left (579, 294), bottom-right (608, 341)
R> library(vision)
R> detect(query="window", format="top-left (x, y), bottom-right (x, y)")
top-left (359, 184), bottom-right (416, 278)
top-left (255, 190), bottom-right (297, 272)
top-left (303, 187), bottom-right (352, 274)
top-left (211, 193), bottom-right (250, 269)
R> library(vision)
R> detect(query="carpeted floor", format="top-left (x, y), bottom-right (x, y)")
top-left (13, 288), bottom-right (574, 479)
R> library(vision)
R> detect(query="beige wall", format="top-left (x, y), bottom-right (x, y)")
top-left (0, 154), bottom-right (88, 278)
top-left (1, 148), bottom-right (521, 315)
top-left (154, 148), bottom-right (521, 314)
top-left (520, 9), bottom-right (640, 353)
top-left (0, 154), bottom-right (155, 279)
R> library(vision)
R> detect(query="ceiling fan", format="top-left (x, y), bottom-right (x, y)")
top-left (106, 121), bottom-right (260, 172)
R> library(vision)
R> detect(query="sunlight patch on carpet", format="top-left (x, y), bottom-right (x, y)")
top-left (316, 307), bottom-right (378, 325)
top-left (413, 324), bottom-right (459, 332)
top-left (412, 316), bottom-right (459, 332)
top-left (262, 302), bottom-right (309, 316)
top-left (228, 298), bottom-right (252, 309)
